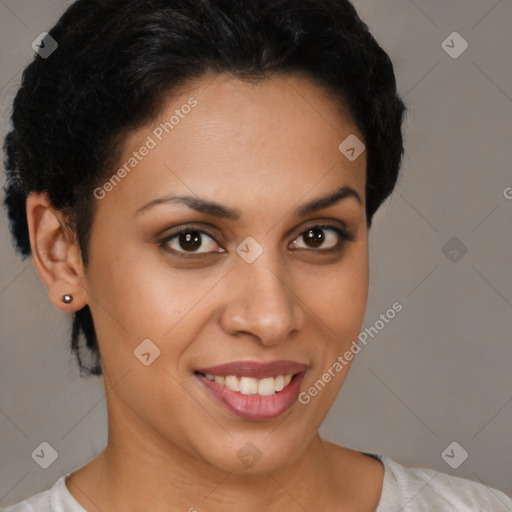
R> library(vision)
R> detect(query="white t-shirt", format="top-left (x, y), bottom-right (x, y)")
top-left (3, 453), bottom-right (512, 511)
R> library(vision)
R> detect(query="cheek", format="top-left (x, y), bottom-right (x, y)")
top-left (85, 237), bottom-right (231, 378)
top-left (307, 238), bottom-right (369, 346)
top-left (297, 244), bottom-right (368, 424)
top-left (84, 250), bottom-right (207, 437)
top-left (83, 241), bottom-right (181, 364)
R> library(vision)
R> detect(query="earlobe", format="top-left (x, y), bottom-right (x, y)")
top-left (26, 191), bottom-right (88, 311)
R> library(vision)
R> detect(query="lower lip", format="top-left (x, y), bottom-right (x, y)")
top-left (196, 372), bottom-right (306, 421)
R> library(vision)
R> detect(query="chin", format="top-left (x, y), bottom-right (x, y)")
top-left (192, 426), bottom-right (315, 476)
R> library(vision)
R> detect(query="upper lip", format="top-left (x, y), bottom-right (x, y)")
top-left (195, 360), bottom-right (308, 378)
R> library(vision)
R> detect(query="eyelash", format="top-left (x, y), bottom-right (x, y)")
top-left (159, 223), bottom-right (355, 259)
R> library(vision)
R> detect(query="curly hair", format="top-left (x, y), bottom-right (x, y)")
top-left (3, 0), bottom-right (406, 376)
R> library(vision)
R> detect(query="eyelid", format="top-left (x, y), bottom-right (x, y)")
top-left (157, 222), bottom-right (221, 240)
top-left (290, 218), bottom-right (350, 238)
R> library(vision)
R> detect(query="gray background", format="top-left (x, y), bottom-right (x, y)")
top-left (1, 0), bottom-right (511, 507)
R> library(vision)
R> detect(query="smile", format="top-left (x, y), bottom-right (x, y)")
top-left (194, 360), bottom-right (308, 421)
top-left (202, 373), bottom-right (293, 395)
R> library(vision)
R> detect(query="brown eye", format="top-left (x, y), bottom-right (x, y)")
top-left (162, 228), bottom-right (222, 256)
top-left (175, 231), bottom-right (202, 252)
top-left (290, 225), bottom-right (353, 252)
top-left (303, 227), bottom-right (328, 248)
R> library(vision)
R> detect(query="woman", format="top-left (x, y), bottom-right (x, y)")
top-left (2, 0), bottom-right (511, 510)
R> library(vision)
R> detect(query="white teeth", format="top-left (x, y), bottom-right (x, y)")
top-left (257, 377), bottom-right (276, 396)
top-left (239, 376), bottom-right (258, 395)
top-left (274, 375), bottom-right (285, 392)
top-left (203, 373), bottom-right (294, 395)
top-left (225, 375), bottom-right (240, 392)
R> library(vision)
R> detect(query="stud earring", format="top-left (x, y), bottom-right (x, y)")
top-left (62, 294), bottom-right (73, 304)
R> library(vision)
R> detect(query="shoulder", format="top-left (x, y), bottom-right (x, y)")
top-left (1, 486), bottom-right (53, 512)
top-left (373, 453), bottom-right (512, 512)
top-left (1, 476), bottom-right (85, 512)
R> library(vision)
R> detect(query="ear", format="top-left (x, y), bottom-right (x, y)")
top-left (26, 191), bottom-right (88, 312)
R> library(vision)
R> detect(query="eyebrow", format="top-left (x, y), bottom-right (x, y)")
top-left (135, 185), bottom-right (362, 219)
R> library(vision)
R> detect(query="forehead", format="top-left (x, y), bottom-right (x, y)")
top-left (100, 72), bottom-right (366, 219)
top-left (155, 71), bottom-right (362, 157)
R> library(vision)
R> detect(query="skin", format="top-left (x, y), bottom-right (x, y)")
top-left (26, 72), bottom-right (384, 511)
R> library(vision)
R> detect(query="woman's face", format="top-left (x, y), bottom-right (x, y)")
top-left (83, 72), bottom-right (369, 473)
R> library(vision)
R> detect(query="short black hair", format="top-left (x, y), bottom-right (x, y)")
top-left (3, 0), bottom-right (406, 376)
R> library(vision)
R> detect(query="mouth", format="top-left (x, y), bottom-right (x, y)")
top-left (194, 360), bottom-right (308, 421)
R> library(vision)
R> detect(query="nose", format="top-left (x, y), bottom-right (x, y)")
top-left (219, 254), bottom-right (305, 347)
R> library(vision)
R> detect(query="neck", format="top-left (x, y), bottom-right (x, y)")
top-left (65, 389), bottom-right (382, 512)
top-left (66, 420), bottom-right (350, 511)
